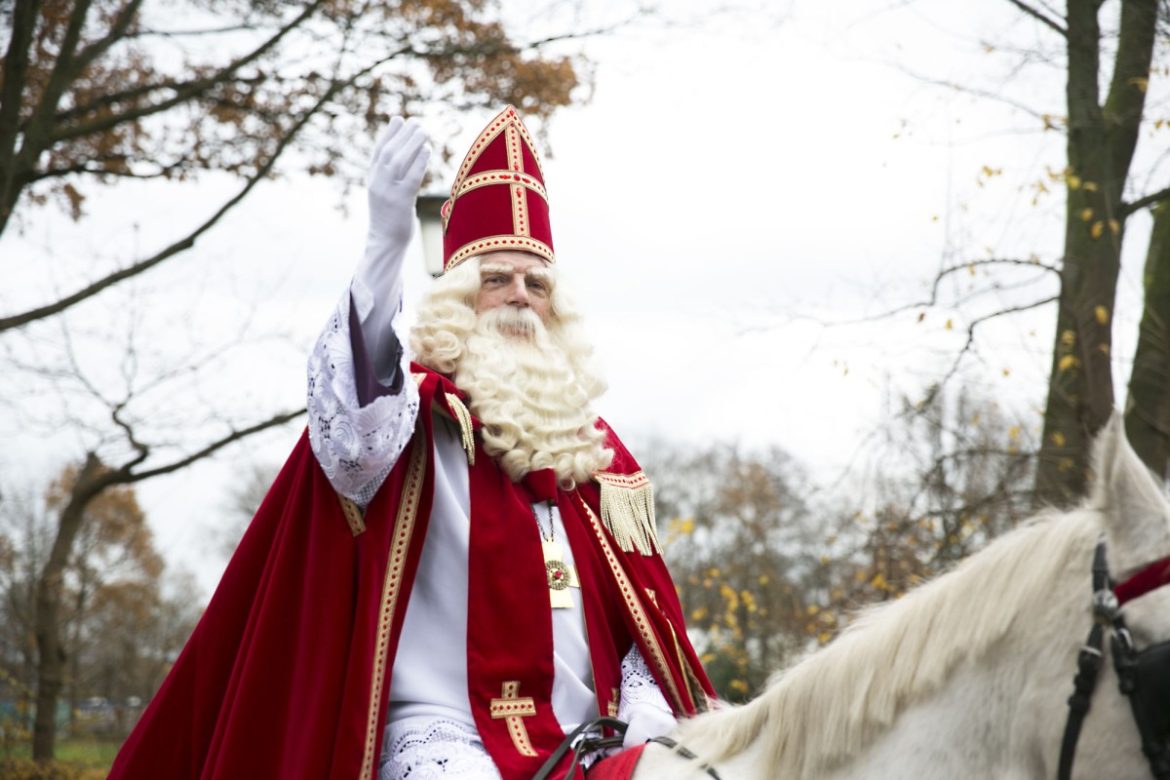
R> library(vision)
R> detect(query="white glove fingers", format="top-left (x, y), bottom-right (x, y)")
top-left (389, 131), bottom-right (428, 181)
top-left (371, 117), bottom-right (405, 168)
top-left (377, 120), bottom-right (422, 170)
top-left (399, 141), bottom-right (431, 185)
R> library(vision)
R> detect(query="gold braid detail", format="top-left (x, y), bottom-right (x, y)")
top-left (359, 432), bottom-right (427, 780)
top-left (578, 497), bottom-right (686, 713)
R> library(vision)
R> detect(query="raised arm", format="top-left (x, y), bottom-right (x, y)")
top-left (307, 118), bottom-right (431, 507)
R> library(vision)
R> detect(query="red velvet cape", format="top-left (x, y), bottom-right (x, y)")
top-left (109, 367), bottom-right (712, 780)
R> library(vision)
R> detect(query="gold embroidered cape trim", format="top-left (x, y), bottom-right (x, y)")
top-left (338, 494), bottom-right (366, 536)
top-left (578, 497), bottom-right (687, 713)
top-left (359, 432), bottom-right (428, 780)
top-left (593, 471), bottom-right (661, 556)
top-left (444, 392), bottom-right (476, 465)
top-left (445, 235), bottom-right (554, 272)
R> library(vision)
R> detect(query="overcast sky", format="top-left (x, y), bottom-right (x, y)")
top-left (4, 0), bottom-right (1168, 595)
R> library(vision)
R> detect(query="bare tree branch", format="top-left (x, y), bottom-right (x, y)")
top-left (1004, 0), bottom-right (1068, 37)
top-left (128, 23), bottom-right (269, 38)
top-left (0, 74), bottom-right (340, 333)
top-left (832, 258), bottom-right (1061, 325)
top-left (122, 409), bottom-right (305, 483)
top-left (50, 0), bottom-right (327, 145)
top-left (891, 64), bottom-right (1059, 125)
top-left (1123, 184), bottom-right (1170, 216)
top-left (925, 295), bottom-right (1059, 402)
top-left (73, 0), bottom-right (147, 72)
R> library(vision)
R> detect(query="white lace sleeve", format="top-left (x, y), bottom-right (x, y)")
top-left (379, 717), bottom-right (500, 780)
top-left (617, 646), bottom-right (673, 720)
top-left (307, 292), bottom-right (420, 507)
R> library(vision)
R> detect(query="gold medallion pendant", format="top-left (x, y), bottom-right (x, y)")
top-left (542, 540), bottom-right (580, 609)
top-left (535, 503), bottom-right (580, 609)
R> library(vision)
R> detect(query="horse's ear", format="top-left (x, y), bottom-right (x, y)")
top-left (1091, 410), bottom-right (1170, 572)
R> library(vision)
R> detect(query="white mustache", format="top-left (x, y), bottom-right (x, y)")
top-left (480, 306), bottom-right (542, 339)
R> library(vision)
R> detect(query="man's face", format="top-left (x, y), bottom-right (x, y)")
top-left (474, 251), bottom-right (553, 323)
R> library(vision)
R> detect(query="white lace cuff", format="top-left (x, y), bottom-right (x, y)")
top-left (379, 717), bottom-right (501, 780)
top-left (307, 292), bottom-right (420, 507)
top-left (617, 645), bottom-right (674, 721)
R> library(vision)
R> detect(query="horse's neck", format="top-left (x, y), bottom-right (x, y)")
top-left (641, 516), bottom-right (1101, 780)
top-left (813, 549), bottom-right (1089, 779)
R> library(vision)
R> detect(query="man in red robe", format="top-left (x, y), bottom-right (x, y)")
top-left (109, 106), bottom-right (713, 780)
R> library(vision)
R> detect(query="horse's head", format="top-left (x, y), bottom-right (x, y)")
top-left (1057, 412), bottom-right (1170, 780)
top-left (653, 413), bottom-right (1170, 780)
top-left (1091, 412), bottom-right (1170, 575)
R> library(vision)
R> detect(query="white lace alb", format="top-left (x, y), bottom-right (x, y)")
top-left (307, 292), bottom-right (420, 507)
top-left (379, 717), bottom-right (501, 780)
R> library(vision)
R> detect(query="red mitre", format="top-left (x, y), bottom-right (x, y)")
top-left (441, 106), bottom-right (554, 272)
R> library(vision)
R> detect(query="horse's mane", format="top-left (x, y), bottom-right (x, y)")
top-left (674, 507), bottom-right (1100, 778)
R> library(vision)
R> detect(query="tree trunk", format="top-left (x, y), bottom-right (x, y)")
top-left (1034, 0), bottom-right (1157, 506)
top-left (32, 453), bottom-right (101, 761)
top-left (1125, 201), bottom-right (1170, 479)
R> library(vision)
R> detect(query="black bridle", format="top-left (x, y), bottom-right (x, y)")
top-left (1059, 540), bottom-right (1170, 780)
top-left (531, 716), bottom-right (722, 780)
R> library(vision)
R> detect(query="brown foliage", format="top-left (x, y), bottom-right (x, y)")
top-left (0, 0), bottom-right (590, 330)
top-left (1, 0), bottom-right (583, 227)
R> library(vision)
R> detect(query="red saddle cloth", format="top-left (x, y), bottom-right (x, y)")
top-left (586, 745), bottom-right (646, 780)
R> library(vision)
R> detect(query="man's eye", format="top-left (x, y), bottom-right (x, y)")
top-left (484, 275), bottom-right (506, 285)
top-left (528, 280), bottom-right (548, 293)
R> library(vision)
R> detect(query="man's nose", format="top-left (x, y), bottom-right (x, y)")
top-left (506, 276), bottom-right (530, 306)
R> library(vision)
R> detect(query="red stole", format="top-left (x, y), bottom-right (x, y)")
top-left (466, 445), bottom-right (627, 778)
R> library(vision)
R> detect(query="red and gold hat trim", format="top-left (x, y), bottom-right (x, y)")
top-left (444, 170), bottom-right (548, 232)
top-left (445, 235), bottom-right (554, 269)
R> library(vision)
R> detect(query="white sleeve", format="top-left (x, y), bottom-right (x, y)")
top-left (351, 233), bottom-right (407, 385)
top-left (617, 646), bottom-right (677, 747)
top-left (307, 291), bottom-right (420, 507)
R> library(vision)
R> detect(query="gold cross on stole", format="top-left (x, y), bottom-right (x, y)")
top-left (490, 681), bottom-right (538, 757)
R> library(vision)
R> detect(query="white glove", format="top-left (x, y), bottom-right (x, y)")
top-left (365, 116), bottom-right (430, 250)
top-left (352, 117), bottom-right (431, 383)
top-left (621, 701), bottom-right (677, 749)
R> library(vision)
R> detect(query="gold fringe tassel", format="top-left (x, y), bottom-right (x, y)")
top-left (595, 471), bottom-right (660, 556)
top-left (444, 392), bottom-right (476, 465)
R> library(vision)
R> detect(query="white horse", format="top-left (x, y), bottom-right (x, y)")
top-left (636, 414), bottom-right (1170, 779)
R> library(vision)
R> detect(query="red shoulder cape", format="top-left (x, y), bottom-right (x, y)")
top-left (109, 368), bottom-right (712, 779)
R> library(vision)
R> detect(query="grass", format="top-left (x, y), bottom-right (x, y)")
top-left (3, 737), bottom-right (120, 768)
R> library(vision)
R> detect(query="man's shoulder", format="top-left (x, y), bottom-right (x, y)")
top-left (593, 417), bottom-right (644, 480)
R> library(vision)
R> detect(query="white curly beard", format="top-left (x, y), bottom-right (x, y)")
top-left (452, 307), bottom-right (613, 489)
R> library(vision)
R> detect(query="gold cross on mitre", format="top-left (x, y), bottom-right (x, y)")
top-left (490, 680), bottom-right (538, 757)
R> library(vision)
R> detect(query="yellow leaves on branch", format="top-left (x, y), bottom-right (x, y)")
top-left (1058, 354), bottom-right (1080, 372)
top-left (1095, 306), bottom-right (1110, 325)
top-left (1088, 220), bottom-right (1119, 239)
top-left (976, 164), bottom-right (1002, 188)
